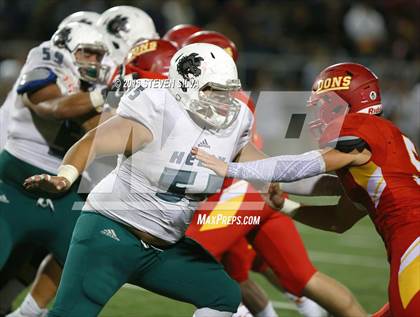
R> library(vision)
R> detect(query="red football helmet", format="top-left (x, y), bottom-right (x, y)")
top-left (125, 39), bottom-right (177, 75)
top-left (308, 62), bottom-right (382, 138)
top-left (183, 30), bottom-right (239, 62)
top-left (163, 24), bottom-right (202, 47)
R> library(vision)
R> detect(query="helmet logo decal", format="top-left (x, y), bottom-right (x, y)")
top-left (177, 53), bottom-right (204, 80)
top-left (130, 41), bottom-right (158, 58)
top-left (369, 91), bottom-right (377, 100)
top-left (357, 105), bottom-right (382, 115)
top-left (316, 75), bottom-right (352, 94)
top-left (53, 27), bottom-right (72, 50)
top-left (78, 18), bottom-right (93, 25)
top-left (107, 15), bottom-right (129, 38)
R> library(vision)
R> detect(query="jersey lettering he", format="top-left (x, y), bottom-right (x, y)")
top-left (169, 151), bottom-right (226, 166)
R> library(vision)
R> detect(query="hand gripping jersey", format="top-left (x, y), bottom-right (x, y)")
top-left (4, 41), bottom-right (81, 173)
top-left (320, 113), bottom-right (420, 243)
top-left (85, 86), bottom-right (253, 243)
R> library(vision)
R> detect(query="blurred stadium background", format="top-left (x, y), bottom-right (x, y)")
top-left (0, 0), bottom-right (418, 316)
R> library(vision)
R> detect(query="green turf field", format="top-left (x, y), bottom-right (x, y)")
top-left (13, 216), bottom-right (388, 317)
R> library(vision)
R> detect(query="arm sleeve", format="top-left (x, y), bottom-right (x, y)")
top-left (227, 150), bottom-right (326, 183)
top-left (331, 136), bottom-right (369, 153)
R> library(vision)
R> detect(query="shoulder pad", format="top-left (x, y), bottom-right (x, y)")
top-left (17, 67), bottom-right (57, 95)
top-left (328, 136), bottom-right (370, 153)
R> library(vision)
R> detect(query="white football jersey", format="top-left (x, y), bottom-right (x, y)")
top-left (4, 41), bottom-right (81, 173)
top-left (0, 101), bottom-right (11, 150)
top-left (85, 85), bottom-right (253, 243)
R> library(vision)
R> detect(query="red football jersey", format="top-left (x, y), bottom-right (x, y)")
top-left (320, 113), bottom-right (420, 244)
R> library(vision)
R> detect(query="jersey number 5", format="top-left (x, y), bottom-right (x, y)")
top-left (156, 167), bottom-right (223, 202)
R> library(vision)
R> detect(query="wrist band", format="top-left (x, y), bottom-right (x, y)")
top-left (89, 89), bottom-right (105, 113)
top-left (57, 165), bottom-right (80, 186)
top-left (281, 198), bottom-right (301, 216)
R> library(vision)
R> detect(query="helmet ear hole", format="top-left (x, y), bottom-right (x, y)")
top-left (112, 42), bottom-right (120, 49)
top-left (369, 90), bottom-right (378, 101)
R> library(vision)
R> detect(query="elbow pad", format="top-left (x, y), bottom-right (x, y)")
top-left (328, 136), bottom-right (369, 153)
top-left (228, 150), bottom-right (326, 183)
top-left (17, 67), bottom-right (57, 95)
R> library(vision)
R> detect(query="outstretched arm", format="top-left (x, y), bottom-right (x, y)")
top-left (192, 147), bottom-right (371, 183)
top-left (23, 115), bottom-right (153, 193)
top-left (265, 180), bottom-right (367, 233)
top-left (292, 192), bottom-right (368, 233)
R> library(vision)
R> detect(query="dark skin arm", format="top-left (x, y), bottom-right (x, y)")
top-left (265, 176), bottom-right (367, 233)
top-left (293, 191), bottom-right (368, 233)
top-left (292, 148), bottom-right (369, 232)
top-left (25, 84), bottom-right (98, 120)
